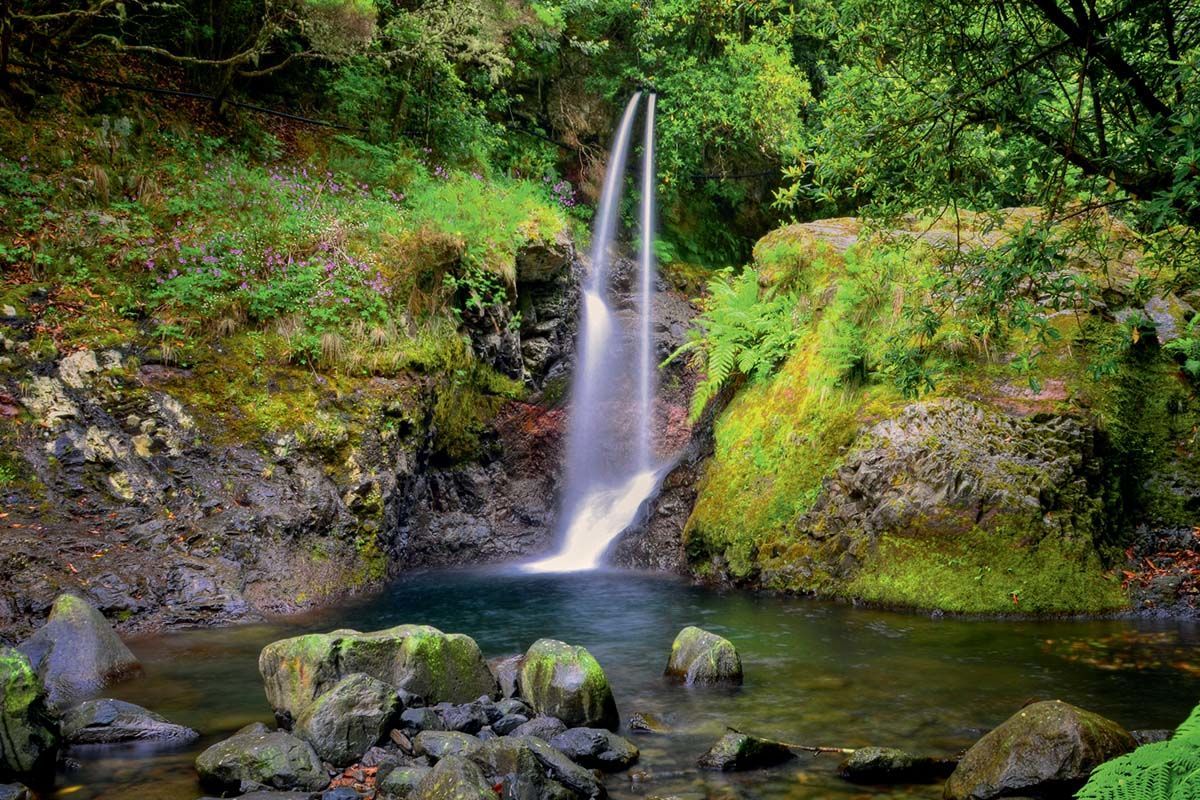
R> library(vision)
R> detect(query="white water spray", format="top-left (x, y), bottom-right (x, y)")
top-left (525, 93), bottom-right (662, 573)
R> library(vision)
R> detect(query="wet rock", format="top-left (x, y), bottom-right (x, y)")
top-left (664, 626), bottom-right (742, 687)
top-left (627, 711), bottom-right (670, 734)
top-left (413, 731), bottom-right (483, 761)
top-left (60, 698), bottom-right (198, 746)
top-left (549, 727), bottom-right (639, 771)
top-left (18, 594), bottom-right (141, 710)
top-left (414, 754), bottom-right (494, 800)
top-left (489, 655), bottom-right (522, 699)
top-left (435, 701), bottom-right (489, 734)
top-left (295, 673), bottom-right (402, 767)
top-left (513, 735), bottom-right (605, 798)
top-left (943, 700), bottom-right (1136, 800)
top-left (0, 646), bottom-right (59, 777)
top-left (0, 785), bottom-right (30, 800)
top-left (195, 726), bottom-right (328, 793)
top-left (518, 639), bottom-right (618, 730)
top-left (837, 746), bottom-right (953, 784)
top-left (468, 736), bottom-right (576, 800)
top-left (697, 732), bottom-right (795, 772)
top-left (198, 793), bottom-right (319, 800)
top-left (492, 714), bottom-right (529, 735)
top-left (496, 698), bottom-right (532, 717)
top-left (376, 764), bottom-right (430, 798)
top-left (259, 625), bottom-right (496, 723)
top-left (1131, 729), bottom-right (1173, 745)
top-left (511, 715), bottom-right (567, 740)
top-left (400, 708), bottom-right (445, 734)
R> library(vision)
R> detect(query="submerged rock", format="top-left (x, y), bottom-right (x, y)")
top-left (295, 673), bottom-right (401, 766)
top-left (664, 626), bottom-right (743, 687)
top-left (627, 711), bottom-right (670, 734)
top-left (60, 698), bottom-right (198, 746)
top-left (0, 646), bottom-right (59, 777)
top-left (549, 727), bottom-right (639, 771)
top-left (697, 732), bottom-right (795, 772)
top-left (837, 746), bottom-right (953, 784)
top-left (17, 594), bottom-right (141, 710)
top-left (259, 625), bottom-right (496, 723)
top-left (517, 639), bottom-right (618, 730)
top-left (414, 755), bottom-right (495, 800)
top-left (195, 724), bottom-right (328, 793)
top-left (943, 700), bottom-right (1136, 800)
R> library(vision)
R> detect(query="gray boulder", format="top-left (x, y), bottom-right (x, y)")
top-left (664, 626), bottom-right (743, 687)
top-left (414, 755), bottom-right (494, 800)
top-left (489, 655), bottom-right (522, 699)
top-left (549, 727), bottom-right (639, 772)
top-left (413, 731), bottom-right (482, 761)
top-left (195, 724), bottom-right (327, 793)
top-left (377, 765), bottom-right (430, 798)
top-left (0, 646), bottom-right (59, 777)
top-left (697, 732), bottom-right (796, 771)
top-left (517, 639), bottom-right (618, 730)
top-left (295, 673), bottom-right (401, 766)
top-left (18, 594), bottom-right (141, 710)
top-left (469, 736), bottom-right (576, 800)
top-left (513, 736), bottom-right (604, 798)
top-left (943, 700), bottom-right (1136, 800)
top-left (510, 715), bottom-right (566, 740)
top-left (493, 714), bottom-right (529, 735)
top-left (399, 707), bottom-right (444, 733)
top-left (837, 746), bottom-right (954, 784)
top-left (435, 701), bottom-right (489, 734)
top-left (61, 698), bottom-right (198, 746)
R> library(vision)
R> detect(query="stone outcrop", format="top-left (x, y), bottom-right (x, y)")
top-left (663, 626), bottom-right (743, 687)
top-left (517, 639), bottom-right (618, 730)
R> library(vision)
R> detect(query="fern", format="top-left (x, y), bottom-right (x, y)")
top-left (669, 268), bottom-right (798, 422)
top-left (1076, 701), bottom-right (1200, 800)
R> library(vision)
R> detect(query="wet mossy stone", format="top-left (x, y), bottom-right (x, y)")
top-left (17, 594), bottom-right (141, 710)
top-left (837, 746), bottom-right (954, 784)
top-left (548, 727), bottom-right (639, 772)
top-left (60, 698), bottom-right (198, 746)
top-left (414, 754), bottom-right (494, 800)
top-left (259, 625), bottom-right (496, 724)
top-left (413, 730), bottom-right (483, 761)
top-left (664, 627), bottom-right (743, 687)
top-left (517, 639), bottom-right (618, 730)
top-left (194, 726), bottom-right (328, 793)
top-left (510, 715), bottom-right (566, 740)
top-left (377, 764), bottom-right (430, 798)
top-left (510, 735), bottom-right (605, 798)
top-left (0, 646), bottom-right (59, 778)
top-left (697, 732), bottom-right (796, 771)
top-left (943, 700), bottom-right (1136, 800)
top-left (295, 673), bottom-right (401, 767)
top-left (468, 736), bottom-right (578, 800)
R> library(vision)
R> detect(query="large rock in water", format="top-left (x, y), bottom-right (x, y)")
top-left (664, 626), bottom-right (743, 687)
top-left (697, 732), bottom-right (795, 771)
top-left (259, 625), bottom-right (496, 723)
top-left (60, 698), bottom-right (198, 745)
top-left (194, 723), bottom-right (327, 793)
top-left (294, 673), bottom-right (401, 766)
top-left (517, 639), bottom-right (618, 730)
top-left (18, 594), bottom-right (141, 710)
top-left (943, 700), bottom-right (1136, 800)
top-left (0, 646), bottom-right (59, 777)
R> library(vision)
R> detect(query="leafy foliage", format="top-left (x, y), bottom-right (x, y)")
top-left (1165, 316), bottom-right (1200, 382)
top-left (1077, 702), bottom-right (1200, 799)
top-left (668, 268), bottom-right (798, 420)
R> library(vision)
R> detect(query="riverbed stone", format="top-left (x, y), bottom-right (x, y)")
top-left (295, 673), bottom-right (401, 767)
top-left (489, 655), bottom-right (523, 699)
top-left (664, 626), bottom-right (743, 687)
top-left (414, 754), bottom-right (494, 800)
top-left (413, 731), bottom-right (483, 761)
top-left (511, 715), bottom-right (567, 740)
top-left (195, 726), bottom-right (328, 793)
top-left (435, 701), bottom-right (489, 734)
top-left (838, 746), bottom-right (953, 784)
top-left (0, 647), bottom-right (58, 778)
top-left (697, 732), bottom-right (795, 771)
top-left (493, 714), bottom-right (529, 735)
top-left (517, 639), bottom-right (618, 730)
top-left (377, 764), bottom-right (430, 798)
top-left (549, 727), bottom-right (639, 771)
top-left (468, 736), bottom-right (577, 800)
top-left (17, 594), bottom-right (141, 710)
top-left (400, 707), bottom-right (445, 733)
top-left (516, 735), bottom-right (605, 797)
top-left (259, 625), bottom-right (496, 724)
top-left (943, 700), bottom-right (1136, 800)
top-left (60, 698), bottom-right (198, 746)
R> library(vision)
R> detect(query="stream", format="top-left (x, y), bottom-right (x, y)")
top-left (55, 569), bottom-right (1200, 799)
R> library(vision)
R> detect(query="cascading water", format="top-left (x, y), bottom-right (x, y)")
top-left (525, 93), bottom-right (662, 573)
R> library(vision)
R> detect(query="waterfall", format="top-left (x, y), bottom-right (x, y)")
top-left (525, 92), bottom-right (662, 573)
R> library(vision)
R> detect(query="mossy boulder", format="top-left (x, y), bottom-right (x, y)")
top-left (0, 646), bottom-right (58, 778)
top-left (414, 754), bottom-right (495, 800)
top-left (664, 626), bottom-right (743, 687)
top-left (195, 723), bottom-right (327, 793)
top-left (414, 730), bottom-right (483, 761)
top-left (294, 673), bottom-right (401, 766)
top-left (517, 639), bottom-right (618, 730)
top-left (18, 594), bottom-right (141, 710)
top-left (259, 624), bottom-right (496, 723)
top-left (377, 764), bottom-right (430, 798)
top-left (838, 746), bottom-right (954, 784)
top-left (469, 736), bottom-right (580, 799)
top-left (943, 700), bottom-right (1136, 800)
top-left (60, 698), bottom-right (198, 746)
top-left (696, 731), bottom-right (795, 771)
